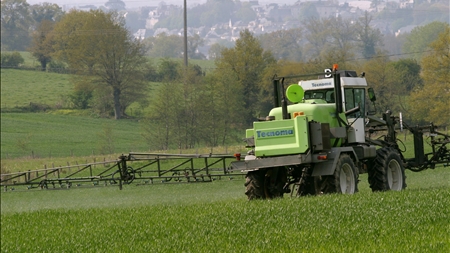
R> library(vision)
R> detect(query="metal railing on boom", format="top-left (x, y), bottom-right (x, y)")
top-left (1, 152), bottom-right (245, 191)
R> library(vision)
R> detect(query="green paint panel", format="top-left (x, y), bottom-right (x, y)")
top-left (253, 116), bottom-right (309, 157)
top-left (246, 128), bottom-right (254, 138)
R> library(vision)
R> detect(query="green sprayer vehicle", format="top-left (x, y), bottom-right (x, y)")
top-left (1, 65), bottom-right (448, 194)
top-left (229, 64), bottom-right (450, 200)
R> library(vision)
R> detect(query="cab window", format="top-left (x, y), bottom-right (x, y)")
top-left (344, 88), bottom-right (365, 117)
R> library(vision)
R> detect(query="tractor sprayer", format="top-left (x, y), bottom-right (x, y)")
top-left (1, 65), bottom-right (448, 196)
top-left (229, 64), bottom-right (449, 200)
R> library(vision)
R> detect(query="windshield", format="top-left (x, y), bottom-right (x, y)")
top-left (304, 89), bottom-right (335, 103)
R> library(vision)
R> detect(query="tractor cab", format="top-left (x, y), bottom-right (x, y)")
top-left (295, 70), bottom-right (368, 144)
top-left (298, 70), bottom-right (368, 119)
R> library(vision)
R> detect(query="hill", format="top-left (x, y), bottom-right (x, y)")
top-left (1, 69), bottom-right (72, 110)
top-left (1, 113), bottom-right (150, 159)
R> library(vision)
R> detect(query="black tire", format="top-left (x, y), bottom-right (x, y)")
top-left (320, 154), bottom-right (358, 194)
top-left (368, 147), bottom-right (406, 192)
top-left (296, 175), bottom-right (318, 196)
top-left (244, 168), bottom-right (286, 200)
top-left (245, 170), bottom-right (265, 200)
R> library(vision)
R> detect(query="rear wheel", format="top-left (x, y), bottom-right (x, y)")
top-left (368, 147), bottom-right (406, 191)
top-left (245, 170), bottom-right (265, 200)
top-left (244, 168), bottom-right (286, 200)
top-left (320, 154), bottom-right (358, 194)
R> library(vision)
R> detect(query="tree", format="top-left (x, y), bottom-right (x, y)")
top-left (154, 11), bottom-right (183, 30)
top-left (158, 58), bottom-right (180, 81)
top-left (200, 68), bottom-right (244, 147)
top-left (28, 2), bottom-right (64, 70)
top-left (403, 21), bottom-right (448, 61)
top-left (105, 0), bottom-right (125, 11)
top-left (304, 16), bottom-right (383, 64)
top-left (234, 2), bottom-right (257, 24)
top-left (142, 79), bottom-right (183, 150)
top-left (303, 17), bottom-right (356, 64)
top-left (187, 34), bottom-right (205, 59)
top-left (412, 2), bottom-right (449, 25)
top-left (143, 64), bottom-right (204, 150)
top-left (409, 26), bottom-right (450, 126)
top-left (362, 55), bottom-right (424, 116)
top-left (0, 51), bottom-right (24, 68)
top-left (30, 2), bottom-right (64, 24)
top-left (178, 65), bottom-right (205, 149)
top-left (303, 17), bottom-right (331, 60)
top-left (29, 19), bottom-right (55, 71)
top-left (145, 33), bottom-right (183, 58)
top-left (52, 10), bottom-right (148, 119)
top-left (258, 28), bottom-right (303, 62)
top-left (187, 0), bottom-right (236, 27)
top-left (215, 29), bottom-right (275, 125)
top-left (388, 58), bottom-right (422, 92)
top-left (208, 40), bottom-right (234, 60)
top-left (199, 0), bottom-right (235, 27)
top-left (325, 17), bottom-right (356, 64)
top-left (145, 34), bottom-right (205, 59)
top-left (355, 12), bottom-right (383, 59)
top-left (297, 3), bottom-right (319, 21)
top-left (363, 56), bottom-right (401, 114)
top-left (1, 0), bottom-right (33, 50)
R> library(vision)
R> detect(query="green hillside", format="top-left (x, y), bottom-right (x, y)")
top-left (1, 113), bottom-right (150, 159)
top-left (1, 69), bottom-right (72, 109)
top-left (0, 68), bottom-right (156, 159)
top-left (0, 65), bottom-right (242, 160)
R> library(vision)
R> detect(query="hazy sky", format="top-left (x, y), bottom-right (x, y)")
top-left (26, 0), bottom-right (300, 9)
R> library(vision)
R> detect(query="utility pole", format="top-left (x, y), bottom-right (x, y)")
top-left (183, 0), bottom-right (188, 67)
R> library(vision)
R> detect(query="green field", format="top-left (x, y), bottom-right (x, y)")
top-left (0, 113), bottom-right (150, 159)
top-left (1, 170), bottom-right (449, 252)
top-left (1, 69), bottom-right (72, 109)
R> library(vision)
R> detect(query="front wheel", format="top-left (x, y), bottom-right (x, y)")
top-left (320, 154), bottom-right (358, 194)
top-left (368, 147), bottom-right (406, 192)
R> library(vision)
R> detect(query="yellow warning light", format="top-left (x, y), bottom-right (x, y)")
top-left (332, 64), bottom-right (338, 71)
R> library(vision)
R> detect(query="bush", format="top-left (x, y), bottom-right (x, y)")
top-left (28, 102), bottom-right (50, 112)
top-left (48, 60), bottom-right (68, 74)
top-left (143, 64), bottom-right (159, 81)
top-left (69, 82), bottom-right (95, 109)
top-left (0, 51), bottom-right (25, 68)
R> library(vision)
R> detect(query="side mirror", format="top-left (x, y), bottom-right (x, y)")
top-left (367, 88), bottom-right (377, 115)
top-left (368, 88), bottom-right (376, 102)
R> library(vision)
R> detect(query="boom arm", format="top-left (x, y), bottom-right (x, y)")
top-left (366, 111), bottom-right (450, 171)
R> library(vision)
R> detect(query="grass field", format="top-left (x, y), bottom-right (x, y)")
top-left (1, 169), bottom-right (449, 252)
top-left (0, 69), bottom-right (72, 109)
top-left (0, 111), bottom-right (243, 164)
top-left (0, 113), bottom-right (152, 160)
top-left (0, 54), bottom-right (215, 110)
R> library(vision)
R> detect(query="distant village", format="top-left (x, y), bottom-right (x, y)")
top-left (75, 0), bottom-right (443, 57)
